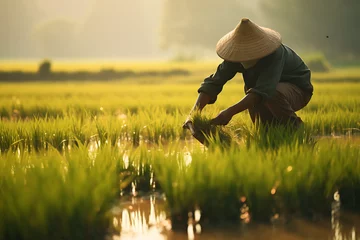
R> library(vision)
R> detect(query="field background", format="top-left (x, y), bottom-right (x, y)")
top-left (1, 61), bottom-right (360, 135)
top-left (1, 61), bottom-right (360, 240)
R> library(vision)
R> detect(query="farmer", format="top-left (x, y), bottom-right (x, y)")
top-left (184, 18), bottom-right (313, 129)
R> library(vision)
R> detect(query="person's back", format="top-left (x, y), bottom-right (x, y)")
top-left (280, 44), bottom-right (312, 92)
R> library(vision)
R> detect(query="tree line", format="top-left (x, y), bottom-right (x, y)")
top-left (161, 0), bottom-right (360, 61)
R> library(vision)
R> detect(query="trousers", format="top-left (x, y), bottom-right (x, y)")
top-left (248, 83), bottom-right (312, 127)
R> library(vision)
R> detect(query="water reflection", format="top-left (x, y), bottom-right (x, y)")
top-left (330, 191), bottom-right (360, 240)
top-left (88, 138), bottom-right (99, 160)
top-left (122, 152), bottom-right (130, 169)
top-left (111, 194), bottom-right (169, 240)
top-left (187, 210), bottom-right (202, 239)
top-left (332, 191), bottom-right (342, 240)
top-left (110, 193), bottom-right (360, 240)
top-left (184, 151), bottom-right (192, 167)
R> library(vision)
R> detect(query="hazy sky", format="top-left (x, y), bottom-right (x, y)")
top-left (1, 0), bottom-right (260, 59)
top-left (34, 0), bottom-right (97, 22)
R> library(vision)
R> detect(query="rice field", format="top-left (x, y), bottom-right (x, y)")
top-left (0, 62), bottom-right (360, 239)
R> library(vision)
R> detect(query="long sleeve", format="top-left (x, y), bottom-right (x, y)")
top-left (198, 61), bottom-right (240, 104)
top-left (246, 46), bottom-right (286, 101)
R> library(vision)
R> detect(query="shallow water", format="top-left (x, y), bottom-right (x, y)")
top-left (109, 194), bottom-right (360, 240)
top-left (106, 135), bottom-right (360, 239)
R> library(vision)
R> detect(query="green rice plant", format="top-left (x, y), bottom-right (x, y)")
top-left (189, 112), bottom-right (234, 147)
top-left (152, 137), bottom-right (360, 225)
top-left (151, 144), bottom-right (198, 229)
top-left (190, 147), bottom-right (243, 223)
top-left (131, 124), bottom-right (141, 146)
top-left (102, 118), bottom-right (123, 147)
top-left (30, 121), bottom-right (44, 152)
top-left (0, 131), bottom-right (359, 236)
top-left (95, 120), bottom-right (108, 147)
top-left (0, 125), bottom-right (14, 153)
top-left (0, 105), bottom-right (358, 154)
top-left (136, 108), bottom-right (182, 144)
top-left (245, 124), bottom-right (316, 150)
top-left (234, 149), bottom-right (278, 221)
top-left (0, 145), bottom-right (128, 240)
top-left (129, 146), bottom-right (154, 193)
top-left (1, 80), bottom-right (360, 138)
top-left (31, 106), bottom-right (64, 119)
top-left (116, 145), bottom-right (158, 194)
top-left (14, 125), bottom-right (28, 152)
top-left (0, 106), bottom-right (10, 119)
top-left (304, 110), bottom-right (360, 135)
top-left (265, 145), bottom-right (327, 218)
top-left (70, 116), bottom-right (89, 146)
top-left (44, 118), bottom-right (70, 153)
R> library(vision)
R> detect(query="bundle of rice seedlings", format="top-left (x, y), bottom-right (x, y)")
top-left (189, 112), bottom-right (234, 147)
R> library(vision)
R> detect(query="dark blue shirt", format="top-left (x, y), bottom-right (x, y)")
top-left (198, 44), bottom-right (313, 103)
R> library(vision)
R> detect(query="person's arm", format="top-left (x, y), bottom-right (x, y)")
top-left (228, 93), bottom-right (262, 114)
top-left (190, 92), bottom-right (212, 112)
top-left (182, 93), bottom-right (212, 130)
top-left (197, 60), bottom-right (240, 105)
top-left (183, 61), bottom-right (240, 128)
top-left (210, 93), bottom-right (261, 125)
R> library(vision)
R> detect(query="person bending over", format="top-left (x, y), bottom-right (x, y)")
top-left (185, 18), bottom-right (313, 129)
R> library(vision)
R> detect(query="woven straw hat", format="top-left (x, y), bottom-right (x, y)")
top-left (216, 18), bottom-right (282, 62)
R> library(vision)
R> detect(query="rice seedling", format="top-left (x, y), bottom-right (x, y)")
top-left (0, 81), bottom-right (359, 129)
top-left (0, 124), bottom-right (18, 153)
top-left (152, 139), bottom-right (360, 224)
top-left (0, 132), bottom-right (359, 237)
top-left (0, 145), bottom-right (125, 240)
top-left (188, 111), bottom-right (235, 147)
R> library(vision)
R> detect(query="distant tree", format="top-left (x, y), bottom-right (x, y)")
top-left (259, 0), bottom-right (360, 59)
top-left (160, 0), bottom-right (258, 52)
top-left (32, 19), bottom-right (78, 58)
top-left (38, 60), bottom-right (52, 76)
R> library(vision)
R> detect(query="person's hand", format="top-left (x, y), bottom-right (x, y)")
top-left (182, 116), bottom-right (192, 129)
top-left (210, 109), bottom-right (234, 126)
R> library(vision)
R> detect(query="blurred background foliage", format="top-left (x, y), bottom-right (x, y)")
top-left (1, 0), bottom-right (359, 64)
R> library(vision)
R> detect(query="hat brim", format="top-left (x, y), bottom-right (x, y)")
top-left (216, 27), bottom-right (282, 62)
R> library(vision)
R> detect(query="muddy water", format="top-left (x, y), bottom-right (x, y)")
top-left (109, 194), bottom-right (360, 240)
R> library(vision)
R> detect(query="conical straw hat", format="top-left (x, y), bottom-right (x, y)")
top-left (216, 18), bottom-right (282, 62)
